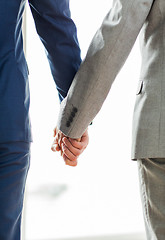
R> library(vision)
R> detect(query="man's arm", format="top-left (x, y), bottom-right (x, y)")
top-left (28, 0), bottom-right (89, 164)
top-left (28, 0), bottom-right (81, 102)
top-left (56, 0), bottom-right (154, 138)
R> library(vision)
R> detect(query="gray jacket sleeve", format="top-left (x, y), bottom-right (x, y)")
top-left (57, 0), bottom-right (154, 138)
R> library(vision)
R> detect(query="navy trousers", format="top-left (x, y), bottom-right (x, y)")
top-left (0, 142), bottom-right (30, 240)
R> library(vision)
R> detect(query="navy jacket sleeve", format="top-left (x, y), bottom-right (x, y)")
top-left (28, 0), bottom-right (81, 102)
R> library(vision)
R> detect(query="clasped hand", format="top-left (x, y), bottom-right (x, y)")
top-left (51, 127), bottom-right (89, 166)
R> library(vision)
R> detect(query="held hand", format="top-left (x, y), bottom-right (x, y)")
top-left (61, 129), bottom-right (89, 166)
top-left (51, 128), bottom-right (89, 167)
top-left (51, 127), bottom-right (65, 154)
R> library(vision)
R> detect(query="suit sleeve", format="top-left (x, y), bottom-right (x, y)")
top-left (28, 0), bottom-right (81, 102)
top-left (56, 0), bottom-right (154, 138)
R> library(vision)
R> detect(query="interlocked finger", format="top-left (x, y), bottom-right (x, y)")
top-left (61, 143), bottom-right (78, 162)
top-left (63, 154), bottom-right (78, 167)
top-left (62, 138), bottom-right (83, 157)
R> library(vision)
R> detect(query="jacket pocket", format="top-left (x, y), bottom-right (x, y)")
top-left (136, 80), bottom-right (143, 95)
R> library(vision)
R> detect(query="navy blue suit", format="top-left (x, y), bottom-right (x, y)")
top-left (0, 0), bottom-right (81, 239)
top-left (0, 0), bottom-right (81, 143)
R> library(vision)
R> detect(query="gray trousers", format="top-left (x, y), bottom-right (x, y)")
top-left (138, 158), bottom-right (165, 240)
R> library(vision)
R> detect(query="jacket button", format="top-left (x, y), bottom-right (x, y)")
top-left (66, 121), bottom-right (70, 127)
top-left (71, 112), bottom-right (75, 118)
top-left (73, 107), bottom-right (78, 113)
top-left (69, 117), bottom-right (73, 122)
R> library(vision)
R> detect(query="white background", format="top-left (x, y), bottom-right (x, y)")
top-left (25, 0), bottom-right (145, 239)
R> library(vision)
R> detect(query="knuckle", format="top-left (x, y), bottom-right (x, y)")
top-left (74, 153), bottom-right (79, 159)
top-left (71, 155), bottom-right (77, 161)
top-left (63, 155), bottom-right (67, 162)
top-left (72, 162), bottom-right (77, 167)
top-left (79, 143), bottom-right (85, 150)
top-left (75, 150), bottom-right (81, 157)
top-left (71, 160), bottom-right (77, 166)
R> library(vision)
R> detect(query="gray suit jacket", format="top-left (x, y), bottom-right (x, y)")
top-left (57, 0), bottom-right (165, 159)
